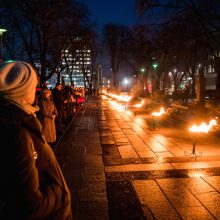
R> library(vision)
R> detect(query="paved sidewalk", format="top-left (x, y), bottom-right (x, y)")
top-left (54, 96), bottom-right (109, 220)
top-left (55, 95), bottom-right (220, 220)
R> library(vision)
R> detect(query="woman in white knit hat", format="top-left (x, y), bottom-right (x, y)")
top-left (0, 61), bottom-right (72, 219)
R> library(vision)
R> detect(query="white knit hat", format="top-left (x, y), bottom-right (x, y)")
top-left (0, 61), bottom-right (38, 101)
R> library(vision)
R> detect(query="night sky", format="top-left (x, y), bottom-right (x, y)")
top-left (80, 0), bottom-right (138, 30)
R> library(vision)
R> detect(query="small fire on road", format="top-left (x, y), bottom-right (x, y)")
top-left (189, 119), bottom-right (217, 133)
top-left (151, 107), bottom-right (166, 117)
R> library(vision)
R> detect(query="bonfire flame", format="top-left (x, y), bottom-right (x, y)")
top-left (134, 100), bottom-right (144, 108)
top-left (151, 107), bottom-right (166, 117)
top-left (108, 93), bottom-right (132, 102)
top-left (189, 119), bottom-right (217, 133)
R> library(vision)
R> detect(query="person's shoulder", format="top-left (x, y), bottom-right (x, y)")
top-left (0, 117), bottom-right (32, 148)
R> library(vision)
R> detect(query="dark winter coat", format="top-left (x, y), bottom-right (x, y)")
top-left (0, 97), bottom-right (72, 220)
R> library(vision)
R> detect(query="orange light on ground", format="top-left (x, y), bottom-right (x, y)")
top-left (107, 93), bottom-right (132, 102)
top-left (116, 94), bottom-right (132, 102)
top-left (109, 100), bottom-right (125, 111)
top-left (134, 100), bottom-right (144, 108)
top-left (102, 95), bottom-right (108, 100)
top-left (151, 107), bottom-right (166, 117)
top-left (189, 119), bottom-right (217, 133)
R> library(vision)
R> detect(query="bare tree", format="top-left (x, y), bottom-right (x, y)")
top-left (0, 0), bottom-right (91, 85)
top-left (103, 23), bottom-right (131, 88)
top-left (137, 0), bottom-right (220, 97)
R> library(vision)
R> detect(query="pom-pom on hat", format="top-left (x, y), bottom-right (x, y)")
top-left (0, 61), bottom-right (38, 101)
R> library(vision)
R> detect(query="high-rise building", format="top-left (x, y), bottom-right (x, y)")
top-left (60, 37), bottom-right (92, 87)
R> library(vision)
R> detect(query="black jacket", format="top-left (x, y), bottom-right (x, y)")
top-left (0, 98), bottom-right (72, 220)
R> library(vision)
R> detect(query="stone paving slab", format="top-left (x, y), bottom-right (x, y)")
top-left (118, 144), bottom-right (139, 159)
top-left (55, 95), bottom-right (220, 220)
top-left (55, 97), bottom-right (109, 220)
top-left (104, 160), bottom-right (220, 173)
top-left (132, 178), bottom-right (219, 219)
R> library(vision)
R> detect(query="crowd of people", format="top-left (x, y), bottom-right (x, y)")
top-left (174, 84), bottom-right (190, 105)
top-left (35, 83), bottom-right (87, 147)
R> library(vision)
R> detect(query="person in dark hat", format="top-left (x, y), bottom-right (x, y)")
top-left (0, 61), bottom-right (72, 219)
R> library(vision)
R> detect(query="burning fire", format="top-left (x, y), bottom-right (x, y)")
top-left (151, 107), bottom-right (166, 117)
top-left (189, 119), bottom-right (217, 133)
top-left (134, 100), bottom-right (144, 108)
top-left (107, 93), bottom-right (132, 102)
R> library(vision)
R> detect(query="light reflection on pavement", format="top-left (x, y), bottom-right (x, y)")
top-left (102, 93), bottom-right (220, 219)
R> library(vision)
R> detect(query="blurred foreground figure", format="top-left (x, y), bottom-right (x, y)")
top-left (0, 61), bottom-right (72, 219)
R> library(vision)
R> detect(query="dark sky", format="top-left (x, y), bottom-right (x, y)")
top-left (80, 0), bottom-right (138, 30)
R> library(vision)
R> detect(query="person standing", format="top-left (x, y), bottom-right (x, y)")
top-left (0, 61), bottom-right (72, 219)
top-left (183, 84), bottom-right (189, 104)
top-left (38, 88), bottom-right (58, 148)
top-left (52, 83), bottom-right (67, 134)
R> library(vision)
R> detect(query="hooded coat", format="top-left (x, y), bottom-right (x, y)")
top-left (0, 97), bottom-right (72, 220)
top-left (38, 96), bottom-right (58, 143)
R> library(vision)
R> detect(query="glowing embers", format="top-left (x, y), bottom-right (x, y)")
top-left (189, 119), bottom-right (217, 133)
top-left (151, 107), bottom-right (166, 117)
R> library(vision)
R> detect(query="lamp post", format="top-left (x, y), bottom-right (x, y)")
top-left (0, 28), bottom-right (7, 63)
top-left (152, 63), bottom-right (158, 94)
top-left (139, 67), bottom-right (145, 95)
top-left (124, 78), bottom-right (129, 91)
top-left (152, 63), bottom-right (158, 72)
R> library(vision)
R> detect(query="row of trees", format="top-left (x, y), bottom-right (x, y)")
top-left (102, 0), bottom-right (220, 102)
top-left (1, 0), bottom-right (220, 102)
top-left (0, 0), bottom-right (100, 90)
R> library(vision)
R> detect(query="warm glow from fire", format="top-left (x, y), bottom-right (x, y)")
top-left (107, 93), bottom-right (132, 102)
top-left (151, 107), bottom-right (166, 117)
top-left (109, 100), bottom-right (125, 111)
top-left (134, 100), bottom-right (144, 108)
top-left (102, 95), bottom-right (108, 99)
top-left (189, 119), bottom-right (217, 133)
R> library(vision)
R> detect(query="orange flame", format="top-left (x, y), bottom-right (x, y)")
top-left (151, 107), bottom-right (166, 117)
top-left (189, 119), bottom-right (217, 133)
top-left (108, 93), bottom-right (132, 102)
top-left (134, 100), bottom-right (144, 108)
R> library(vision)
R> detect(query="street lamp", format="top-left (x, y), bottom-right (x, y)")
top-left (152, 63), bottom-right (158, 94)
top-left (152, 63), bottom-right (158, 70)
top-left (140, 67), bottom-right (145, 73)
top-left (123, 78), bottom-right (129, 91)
top-left (0, 28), bottom-right (7, 63)
top-left (139, 68), bottom-right (146, 94)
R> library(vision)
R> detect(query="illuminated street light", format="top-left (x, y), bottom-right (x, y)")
top-left (152, 63), bottom-right (158, 69)
top-left (140, 67), bottom-right (145, 73)
top-left (151, 63), bottom-right (158, 94)
top-left (124, 78), bottom-right (128, 85)
top-left (0, 28), bottom-right (7, 63)
top-left (123, 78), bottom-right (129, 91)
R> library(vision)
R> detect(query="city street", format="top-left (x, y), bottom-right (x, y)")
top-left (55, 95), bottom-right (220, 220)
